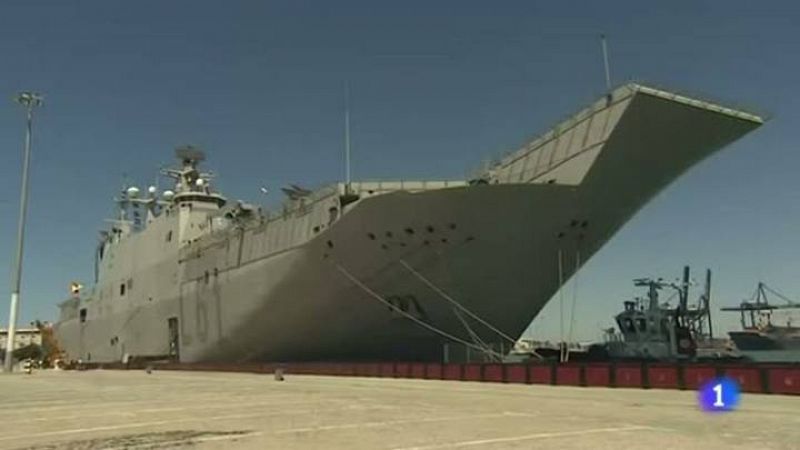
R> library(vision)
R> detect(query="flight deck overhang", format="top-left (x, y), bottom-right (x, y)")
top-left (485, 83), bottom-right (764, 187)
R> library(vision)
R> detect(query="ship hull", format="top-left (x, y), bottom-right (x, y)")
top-left (729, 329), bottom-right (800, 363)
top-left (729, 331), bottom-right (799, 351)
top-left (57, 184), bottom-right (583, 362)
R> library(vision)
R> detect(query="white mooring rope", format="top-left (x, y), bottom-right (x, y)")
top-left (334, 262), bottom-right (505, 360)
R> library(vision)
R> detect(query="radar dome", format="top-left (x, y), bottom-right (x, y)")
top-left (126, 186), bottom-right (140, 198)
top-left (196, 179), bottom-right (205, 187)
top-left (162, 190), bottom-right (175, 200)
top-left (148, 185), bottom-right (157, 195)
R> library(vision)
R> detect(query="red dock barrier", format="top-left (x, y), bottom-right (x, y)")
top-left (723, 366), bottom-right (763, 393)
top-left (443, 364), bottom-right (461, 380)
top-left (556, 365), bottom-right (581, 386)
top-left (584, 364), bottom-right (611, 387)
top-left (505, 364), bottom-right (528, 384)
top-left (379, 363), bottom-right (394, 378)
top-left (354, 363), bottom-right (368, 377)
top-left (342, 363), bottom-right (357, 376)
top-left (683, 365), bottom-right (717, 390)
top-left (766, 367), bottom-right (800, 395)
top-left (529, 364), bottom-right (552, 384)
top-left (425, 363), bottom-right (442, 380)
top-left (395, 363), bottom-right (411, 378)
top-left (647, 365), bottom-right (679, 390)
top-left (483, 364), bottom-right (504, 382)
top-left (411, 363), bottom-right (426, 379)
top-left (463, 364), bottom-right (481, 382)
top-left (101, 359), bottom-right (799, 396)
top-left (614, 364), bottom-right (643, 388)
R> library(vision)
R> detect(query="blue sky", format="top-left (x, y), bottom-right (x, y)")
top-left (0, 1), bottom-right (798, 341)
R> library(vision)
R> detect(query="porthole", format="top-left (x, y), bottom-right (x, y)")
top-left (326, 240), bottom-right (334, 249)
top-left (404, 227), bottom-right (414, 235)
top-left (385, 231), bottom-right (393, 238)
top-left (448, 223), bottom-right (456, 230)
top-left (426, 225), bottom-right (434, 233)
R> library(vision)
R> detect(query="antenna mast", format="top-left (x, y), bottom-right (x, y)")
top-left (601, 34), bottom-right (612, 91)
top-left (344, 82), bottom-right (353, 192)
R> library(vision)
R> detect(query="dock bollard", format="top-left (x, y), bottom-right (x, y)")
top-left (274, 367), bottom-right (285, 381)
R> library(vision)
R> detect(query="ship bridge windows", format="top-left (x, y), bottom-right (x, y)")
top-left (622, 318), bottom-right (635, 333)
top-left (636, 318), bottom-right (647, 333)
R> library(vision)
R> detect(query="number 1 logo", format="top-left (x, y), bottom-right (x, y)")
top-left (699, 377), bottom-right (740, 412)
top-left (712, 383), bottom-right (724, 407)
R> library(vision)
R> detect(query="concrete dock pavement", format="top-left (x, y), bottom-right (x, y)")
top-left (0, 370), bottom-right (797, 449)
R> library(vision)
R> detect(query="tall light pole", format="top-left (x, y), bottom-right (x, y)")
top-left (3, 92), bottom-right (43, 372)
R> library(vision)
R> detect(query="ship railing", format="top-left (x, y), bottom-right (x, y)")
top-left (629, 80), bottom-right (766, 123)
top-left (345, 180), bottom-right (468, 194)
top-left (264, 180), bottom-right (468, 222)
top-left (485, 83), bottom-right (638, 175)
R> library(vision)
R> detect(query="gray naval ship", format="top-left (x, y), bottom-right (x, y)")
top-left (54, 83), bottom-right (763, 363)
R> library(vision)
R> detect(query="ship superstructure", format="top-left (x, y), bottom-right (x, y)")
top-left (55, 83), bottom-right (764, 363)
